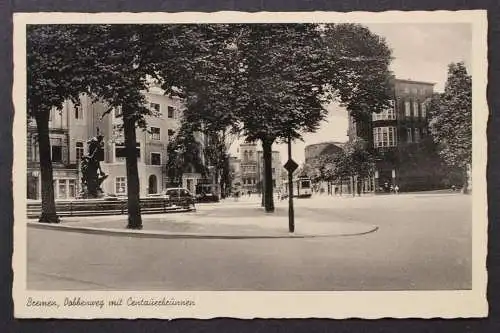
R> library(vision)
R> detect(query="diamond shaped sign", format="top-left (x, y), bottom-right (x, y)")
top-left (284, 159), bottom-right (299, 173)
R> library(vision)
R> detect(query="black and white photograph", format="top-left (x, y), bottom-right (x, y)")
top-left (12, 11), bottom-right (488, 319)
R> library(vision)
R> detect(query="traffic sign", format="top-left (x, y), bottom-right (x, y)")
top-left (284, 159), bottom-right (299, 173)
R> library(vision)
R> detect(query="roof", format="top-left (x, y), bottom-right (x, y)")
top-left (394, 78), bottom-right (436, 86)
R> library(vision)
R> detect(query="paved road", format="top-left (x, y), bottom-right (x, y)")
top-left (27, 193), bottom-right (472, 291)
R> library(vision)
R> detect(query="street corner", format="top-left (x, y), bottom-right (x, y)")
top-left (291, 221), bottom-right (379, 238)
top-left (26, 211), bottom-right (379, 240)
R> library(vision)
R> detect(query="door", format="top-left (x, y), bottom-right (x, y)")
top-left (148, 175), bottom-right (157, 194)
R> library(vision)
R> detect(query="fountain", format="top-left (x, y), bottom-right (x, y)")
top-left (79, 132), bottom-right (108, 198)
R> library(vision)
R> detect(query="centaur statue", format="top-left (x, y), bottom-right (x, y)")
top-left (80, 129), bottom-right (108, 198)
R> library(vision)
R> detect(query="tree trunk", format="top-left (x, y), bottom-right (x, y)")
top-left (339, 179), bottom-right (343, 196)
top-left (351, 175), bottom-right (356, 197)
top-left (357, 177), bottom-right (362, 196)
top-left (221, 155), bottom-right (230, 199)
top-left (35, 110), bottom-right (59, 223)
top-left (261, 179), bottom-right (265, 207)
top-left (123, 113), bottom-right (142, 229)
top-left (262, 138), bottom-right (275, 212)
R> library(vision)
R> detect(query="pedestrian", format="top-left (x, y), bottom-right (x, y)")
top-left (248, 190), bottom-right (251, 197)
top-left (394, 185), bottom-right (399, 194)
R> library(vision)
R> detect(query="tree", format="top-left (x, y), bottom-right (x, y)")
top-left (166, 120), bottom-right (206, 185)
top-left (75, 25), bottom-right (169, 229)
top-left (203, 130), bottom-right (238, 198)
top-left (158, 24), bottom-right (392, 213)
top-left (342, 138), bottom-right (375, 196)
top-left (79, 24), bottom-right (220, 229)
top-left (27, 25), bottom-right (94, 223)
top-left (323, 24), bottom-right (393, 122)
top-left (428, 62), bottom-right (472, 193)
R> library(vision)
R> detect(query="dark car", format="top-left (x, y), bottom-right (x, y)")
top-left (195, 184), bottom-right (220, 203)
top-left (164, 188), bottom-right (196, 209)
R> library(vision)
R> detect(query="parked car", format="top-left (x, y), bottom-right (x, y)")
top-left (163, 187), bottom-right (196, 209)
top-left (195, 183), bottom-right (220, 203)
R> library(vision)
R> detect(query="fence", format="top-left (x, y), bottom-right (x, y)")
top-left (27, 197), bottom-right (195, 218)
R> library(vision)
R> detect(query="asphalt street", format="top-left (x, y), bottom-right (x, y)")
top-left (27, 193), bottom-right (472, 291)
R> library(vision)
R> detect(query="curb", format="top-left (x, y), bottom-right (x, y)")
top-left (27, 222), bottom-right (379, 240)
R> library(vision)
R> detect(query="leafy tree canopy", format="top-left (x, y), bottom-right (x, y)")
top-left (428, 62), bottom-right (472, 168)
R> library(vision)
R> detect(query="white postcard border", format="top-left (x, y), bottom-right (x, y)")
top-left (12, 10), bottom-right (489, 319)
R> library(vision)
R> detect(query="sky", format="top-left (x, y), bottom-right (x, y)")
top-left (229, 23), bottom-right (472, 165)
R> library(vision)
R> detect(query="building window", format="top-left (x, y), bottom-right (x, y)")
top-left (151, 152), bottom-right (161, 165)
top-left (373, 127), bottom-right (397, 148)
top-left (68, 179), bottom-right (76, 198)
top-left (76, 141), bottom-right (84, 163)
top-left (411, 87), bottom-right (418, 94)
top-left (414, 128), bottom-right (421, 142)
top-left (116, 177), bottom-right (127, 194)
top-left (407, 128), bottom-right (413, 143)
top-left (413, 101), bottom-right (419, 117)
top-left (150, 103), bottom-right (160, 113)
top-left (150, 127), bottom-right (161, 140)
top-left (421, 102), bottom-right (427, 118)
top-left (404, 87), bottom-right (410, 94)
top-left (56, 179), bottom-right (76, 199)
top-left (422, 127), bottom-right (427, 136)
top-left (75, 105), bottom-right (82, 120)
top-left (372, 100), bottom-right (396, 121)
top-left (51, 145), bottom-right (62, 162)
top-left (404, 101), bottom-right (411, 118)
top-left (167, 129), bottom-right (175, 139)
top-left (115, 142), bottom-right (140, 160)
top-left (167, 106), bottom-right (175, 118)
top-left (58, 179), bottom-right (67, 199)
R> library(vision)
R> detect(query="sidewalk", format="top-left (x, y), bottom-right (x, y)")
top-left (27, 201), bottom-right (378, 239)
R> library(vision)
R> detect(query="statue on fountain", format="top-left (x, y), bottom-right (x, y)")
top-left (80, 131), bottom-right (108, 198)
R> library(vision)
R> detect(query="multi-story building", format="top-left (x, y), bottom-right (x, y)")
top-left (27, 86), bottom-right (205, 199)
top-left (239, 143), bottom-right (259, 193)
top-left (348, 77), bottom-right (444, 192)
top-left (228, 156), bottom-right (242, 193)
top-left (257, 150), bottom-right (282, 192)
top-left (27, 101), bottom-right (81, 200)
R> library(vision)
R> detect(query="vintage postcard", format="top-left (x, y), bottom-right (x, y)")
top-left (12, 10), bottom-right (488, 318)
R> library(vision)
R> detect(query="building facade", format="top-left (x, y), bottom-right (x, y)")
top-left (348, 77), bottom-right (446, 192)
top-left (228, 156), bottom-right (242, 194)
top-left (257, 150), bottom-right (282, 193)
top-left (239, 143), bottom-right (259, 193)
top-left (27, 86), bottom-right (205, 199)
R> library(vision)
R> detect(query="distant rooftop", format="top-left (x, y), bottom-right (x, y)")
top-left (305, 141), bottom-right (345, 148)
top-left (394, 78), bottom-right (436, 86)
